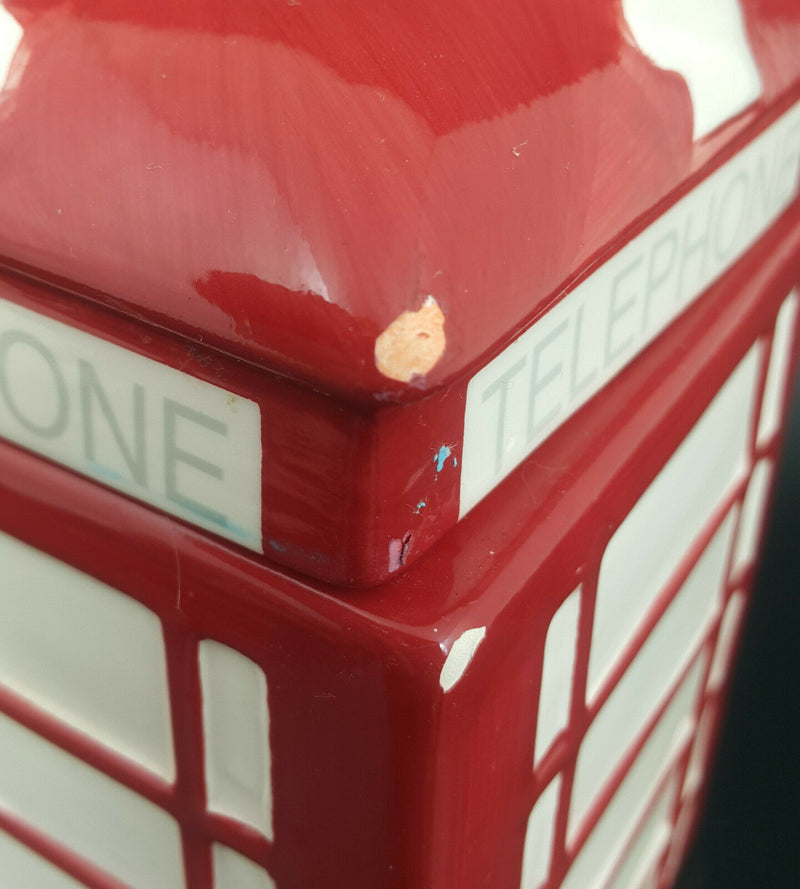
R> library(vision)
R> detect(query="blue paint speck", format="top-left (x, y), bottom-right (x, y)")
top-left (268, 539), bottom-right (288, 553)
top-left (87, 461), bottom-right (127, 484)
top-left (434, 445), bottom-right (451, 472)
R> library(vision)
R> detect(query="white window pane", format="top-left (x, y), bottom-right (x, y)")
top-left (708, 591), bottom-right (746, 688)
top-left (200, 640), bottom-right (272, 840)
top-left (757, 291), bottom-right (799, 445)
top-left (0, 712), bottom-right (185, 889)
top-left (684, 704), bottom-right (716, 796)
top-left (662, 799), bottom-right (697, 885)
top-left (0, 531), bottom-right (174, 780)
top-left (563, 658), bottom-right (704, 888)
top-left (603, 779), bottom-right (674, 889)
top-left (590, 346), bottom-right (758, 698)
top-left (574, 512), bottom-right (732, 832)
top-left (732, 459), bottom-right (773, 573)
top-left (535, 587), bottom-right (581, 767)
top-left (520, 776), bottom-right (561, 889)
top-left (0, 829), bottom-right (85, 889)
top-left (213, 844), bottom-right (275, 889)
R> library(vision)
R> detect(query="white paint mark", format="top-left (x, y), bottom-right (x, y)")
top-left (512, 140), bottom-right (529, 157)
top-left (622, 0), bottom-right (762, 139)
top-left (439, 626), bottom-right (486, 692)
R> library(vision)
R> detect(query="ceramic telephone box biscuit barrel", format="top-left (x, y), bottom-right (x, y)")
top-left (0, 1), bottom-right (799, 888)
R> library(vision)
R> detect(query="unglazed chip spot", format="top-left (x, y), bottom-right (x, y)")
top-left (375, 296), bottom-right (446, 382)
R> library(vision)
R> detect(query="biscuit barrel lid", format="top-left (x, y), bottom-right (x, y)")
top-left (0, 0), bottom-right (798, 585)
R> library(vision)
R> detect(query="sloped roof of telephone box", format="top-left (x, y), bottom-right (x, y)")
top-left (0, 0), bottom-right (799, 402)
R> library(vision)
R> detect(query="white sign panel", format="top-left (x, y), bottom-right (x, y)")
top-left (0, 297), bottom-right (262, 551)
top-left (460, 100), bottom-right (800, 517)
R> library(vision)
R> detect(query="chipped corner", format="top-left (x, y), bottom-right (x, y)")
top-left (388, 531), bottom-right (413, 574)
top-left (439, 626), bottom-right (487, 693)
top-left (374, 295), bottom-right (446, 384)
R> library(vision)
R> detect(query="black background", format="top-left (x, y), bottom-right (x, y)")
top-left (674, 366), bottom-right (800, 889)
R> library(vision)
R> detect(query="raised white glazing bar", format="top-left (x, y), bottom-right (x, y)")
top-left (0, 712), bottom-right (185, 889)
top-left (199, 640), bottom-right (273, 841)
top-left (0, 530), bottom-right (174, 780)
top-left (589, 347), bottom-right (758, 697)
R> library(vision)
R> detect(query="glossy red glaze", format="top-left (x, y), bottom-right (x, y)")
top-left (0, 0), bottom-right (797, 399)
top-left (1, 6), bottom-right (800, 887)
top-left (0, 195), bottom-right (798, 887)
top-left (1, 0), bottom-right (799, 584)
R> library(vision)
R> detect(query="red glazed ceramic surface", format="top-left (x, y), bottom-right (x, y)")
top-left (0, 2), bottom-right (799, 889)
top-left (0, 242), bottom-right (798, 889)
top-left (1, 0), bottom-right (799, 583)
